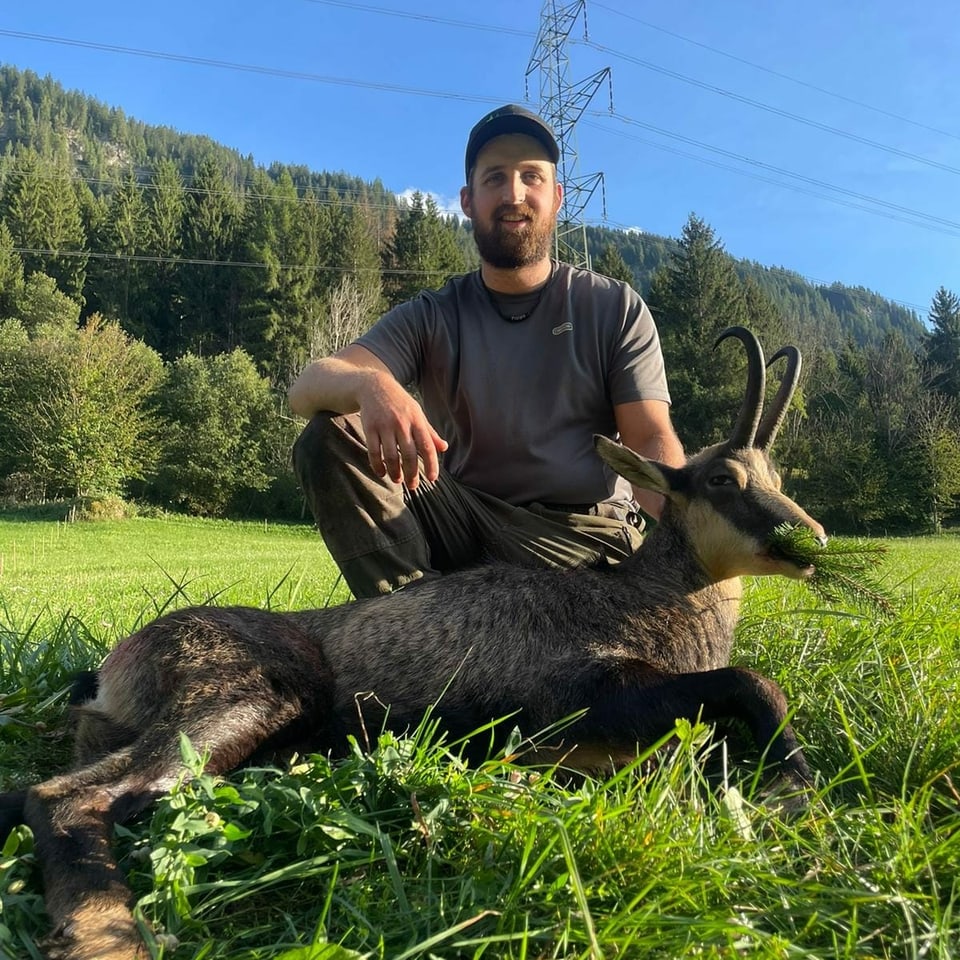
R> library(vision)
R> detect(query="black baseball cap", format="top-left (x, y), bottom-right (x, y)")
top-left (464, 104), bottom-right (560, 183)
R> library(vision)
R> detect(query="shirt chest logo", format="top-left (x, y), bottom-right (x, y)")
top-left (552, 322), bottom-right (574, 336)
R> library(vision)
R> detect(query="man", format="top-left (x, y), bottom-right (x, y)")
top-left (289, 104), bottom-right (685, 597)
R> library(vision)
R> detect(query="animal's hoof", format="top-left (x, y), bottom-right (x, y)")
top-left (760, 772), bottom-right (813, 817)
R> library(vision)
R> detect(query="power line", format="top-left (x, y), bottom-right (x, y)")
top-left (296, 0), bottom-right (960, 156)
top-left (0, 28), bottom-right (507, 106)
top-left (586, 121), bottom-right (960, 245)
top-left (3, 26), bottom-right (955, 238)
top-left (3, 21), bottom-right (954, 183)
top-left (586, 113), bottom-right (960, 236)
top-left (581, 39), bottom-right (960, 179)
top-left (590, 2), bottom-right (960, 144)
top-left (12, 243), bottom-right (928, 315)
top-left (301, 0), bottom-right (531, 37)
top-left (11, 245), bottom-right (456, 276)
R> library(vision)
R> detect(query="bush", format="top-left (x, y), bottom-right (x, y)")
top-left (75, 494), bottom-right (136, 522)
top-left (145, 349), bottom-right (295, 517)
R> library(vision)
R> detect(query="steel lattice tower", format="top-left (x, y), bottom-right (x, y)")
top-left (526, 0), bottom-right (611, 269)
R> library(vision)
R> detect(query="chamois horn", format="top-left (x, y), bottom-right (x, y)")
top-left (715, 326), bottom-right (765, 449)
top-left (756, 345), bottom-right (802, 451)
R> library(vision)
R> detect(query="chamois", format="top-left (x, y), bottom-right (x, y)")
top-left (1, 327), bottom-right (825, 960)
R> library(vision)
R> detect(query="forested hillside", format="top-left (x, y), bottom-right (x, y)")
top-left (584, 227), bottom-right (923, 348)
top-left (1, 63), bottom-right (958, 532)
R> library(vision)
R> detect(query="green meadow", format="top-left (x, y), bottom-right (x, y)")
top-left (1, 515), bottom-right (958, 959)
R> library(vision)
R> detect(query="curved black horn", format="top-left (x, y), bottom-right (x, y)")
top-left (755, 345), bottom-right (802, 451)
top-left (714, 326), bottom-right (765, 449)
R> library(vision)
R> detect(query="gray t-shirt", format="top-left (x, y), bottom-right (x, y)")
top-left (355, 261), bottom-right (671, 508)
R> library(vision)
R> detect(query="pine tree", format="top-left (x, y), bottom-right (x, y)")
top-left (1, 148), bottom-right (46, 274)
top-left (287, 187), bottom-right (336, 380)
top-left (327, 196), bottom-right (383, 329)
top-left (235, 166), bottom-right (282, 368)
top-left (384, 192), bottom-right (465, 307)
top-left (593, 242), bottom-right (635, 285)
top-left (143, 159), bottom-right (186, 357)
top-left (647, 214), bottom-right (749, 451)
top-left (88, 174), bottom-right (150, 329)
top-left (179, 157), bottom-right (243, 354)
top-left (0, 147), bottom-right (87, 300)
top-left (272, 175), bottom-right (335, 383)
top-left (0, 220), bottom-right (25, 317)
top-left (924, 286), bottom-right (960, 398)
top-left (741, 275), bottom-right (786, 349)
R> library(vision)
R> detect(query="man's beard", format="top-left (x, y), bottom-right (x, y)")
top-left (472, 204), bottom-right (556, 268)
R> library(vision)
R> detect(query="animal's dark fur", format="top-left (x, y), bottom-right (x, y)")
top-left (0, 329), bottom-right (826, 960)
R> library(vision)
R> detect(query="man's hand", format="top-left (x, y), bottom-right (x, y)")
top-left (358, 374), bottom-right (448, 490)
top-left (288, 344), bottom-right (447, 491)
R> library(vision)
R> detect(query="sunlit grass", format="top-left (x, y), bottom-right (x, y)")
top-left (1, 515), bottom-right (959, 958)
top-left (0, 514), bottom-right (350, 643)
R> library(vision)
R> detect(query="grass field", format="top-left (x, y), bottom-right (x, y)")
top-left (1, 515), bottom-right (958, 959)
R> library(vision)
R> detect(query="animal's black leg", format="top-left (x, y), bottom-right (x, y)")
top-left (548, 661), bottom-right (811, 786)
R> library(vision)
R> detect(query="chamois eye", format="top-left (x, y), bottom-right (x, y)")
top-left (708, 474), bottom-right (736, 487)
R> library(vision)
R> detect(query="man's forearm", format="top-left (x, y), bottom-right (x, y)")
top-left (288, 357), bottom-right (378, 419)
top-left (630, 429), bottom-right (686, 520)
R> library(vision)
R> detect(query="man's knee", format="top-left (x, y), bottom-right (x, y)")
top-left (292, 412), bottom-right (358, 478)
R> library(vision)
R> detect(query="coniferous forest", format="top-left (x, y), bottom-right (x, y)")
top-left (1, 64), bottom-right (959, 532)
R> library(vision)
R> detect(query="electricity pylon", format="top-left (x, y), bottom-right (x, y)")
top-left (526, 0), bottom-right (612, 269)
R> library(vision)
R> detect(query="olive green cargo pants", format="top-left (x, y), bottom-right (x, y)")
top-left (292, 412), bottom-right (644, 598)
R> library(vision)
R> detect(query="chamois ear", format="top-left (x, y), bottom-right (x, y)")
top-left (594, 435), bottom-right (681, 496)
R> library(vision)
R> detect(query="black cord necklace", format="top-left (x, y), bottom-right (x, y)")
top-left (481, 262), bottom-right (557, 323)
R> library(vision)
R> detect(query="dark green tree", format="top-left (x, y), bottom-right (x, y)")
top-left (0, 148), bottom-right (45, 272)
top-left (593, 242), bottom-right (635, 285)
top-left (923, 286), bottom-right (960, 398)
top-left (178, 157), bottom-right (243, 355)
top-left (236, 168), bottom-right (327, 382)
top-left (0, 220), bottom-right (25, 317)
top-left (794, 342), bottom-right (888, 532)
top-left (88, 174), bottom-right (150, 328)
top-left (793, 332), bottom-right (952, 533)
top-left (142, 158), bottom-right (187, 356)
top-left (0, 147), bottom-right (87, 299)
top-left (280, 187), bottom-right (335, 380)
top-left (234, 167), bottom-right (283, 367)
top-left (647, 214), bottom-right (750, 451)
top-left (741, 275), bottom-right (786, 349)
top-left (384, 192), bottom-right (465, 307)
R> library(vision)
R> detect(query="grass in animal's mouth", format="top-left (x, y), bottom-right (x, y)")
top-left (767, 523), bottom-right (894, 613)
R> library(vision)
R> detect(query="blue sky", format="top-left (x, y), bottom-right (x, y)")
top-left (3, 0), bottom-right (958, 317)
